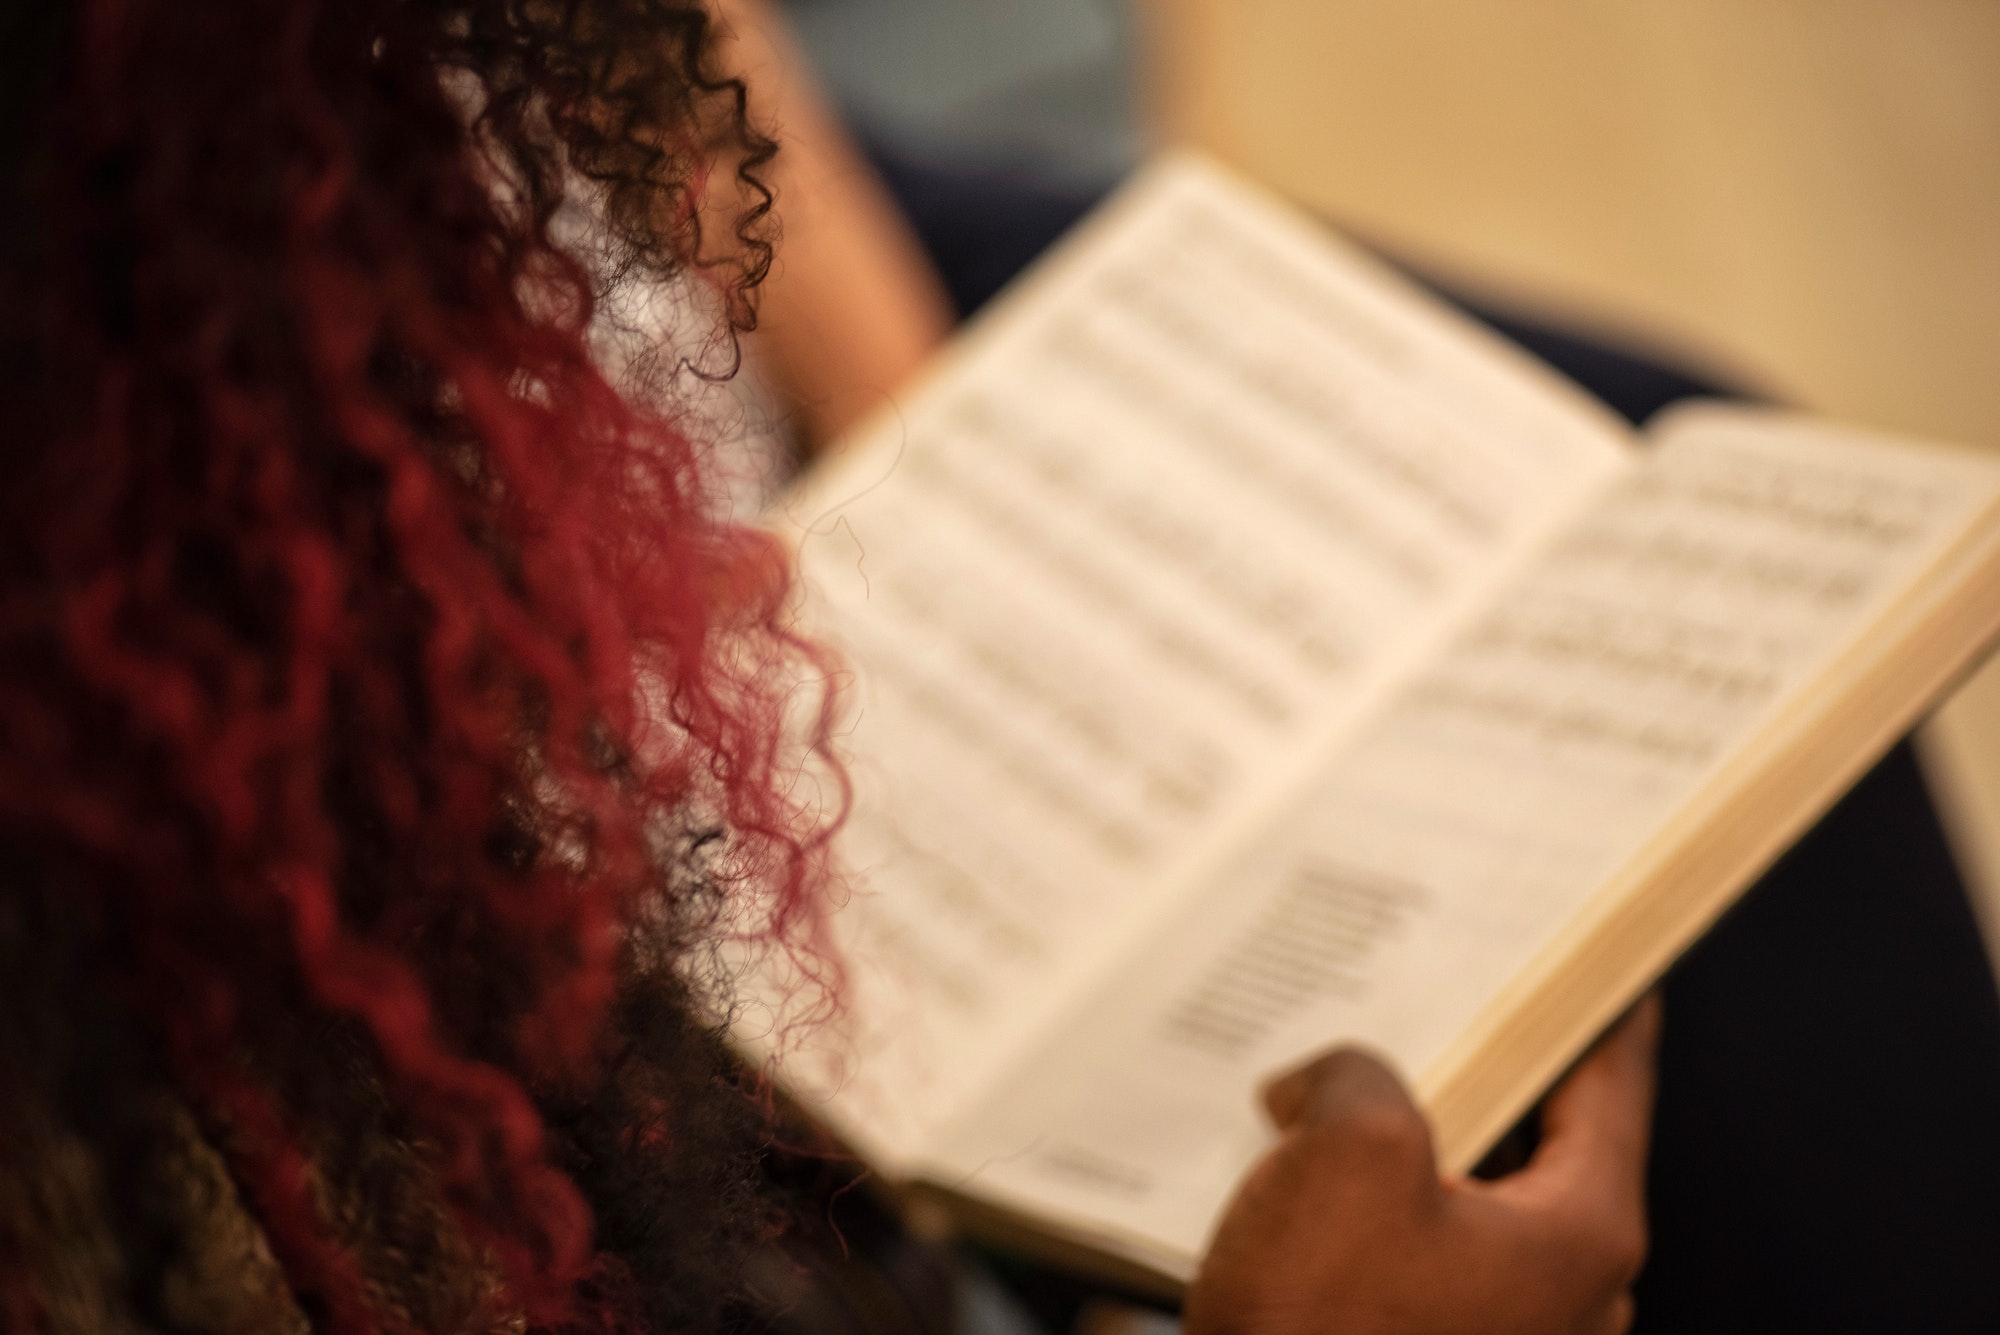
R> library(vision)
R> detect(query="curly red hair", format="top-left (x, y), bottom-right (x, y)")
top-left (0, 0), bottom-right (842, 1330)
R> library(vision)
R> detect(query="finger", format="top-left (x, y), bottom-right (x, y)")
top-left (1261, 1047), bottom-right (1416, 1131)
top-left (1490, 995), bottom-right (1661, 1248)
top-left (1259, 1055), bottom-right (1319, 1128)
top-left (1256, 1055), bottom-right (1432, 1159)
top-left (1536, 993), bottom-right (1663, 1182)
top-left (1585, 1290), bottom-right (1637, 1335)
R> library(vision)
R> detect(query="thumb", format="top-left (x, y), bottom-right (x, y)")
top-left (1262, 1049), bottom-right (1434, 1162)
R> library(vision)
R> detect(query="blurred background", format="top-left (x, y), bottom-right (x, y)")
top-left (779, 0), bottom-right (1142, 190)
top-left (777, 0), bottom-right (2000, 973)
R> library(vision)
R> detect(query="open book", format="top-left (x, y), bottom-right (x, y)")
top-left (737, 155), bottom-right (2000, 1287)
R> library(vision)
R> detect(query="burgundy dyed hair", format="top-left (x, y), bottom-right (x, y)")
top-left (0, 0), bottom-right (842, 1330)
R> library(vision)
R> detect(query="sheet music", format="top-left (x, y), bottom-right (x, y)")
top-left (742, 158), bottom-right (1629, 1163)
top-left (933, 408), bottom-right (2000, 1266)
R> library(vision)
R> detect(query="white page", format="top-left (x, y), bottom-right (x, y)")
top-left (738, 157), bottom-right (1631, 1167)
top-left (933, 407), bottom-right (2000, 1271)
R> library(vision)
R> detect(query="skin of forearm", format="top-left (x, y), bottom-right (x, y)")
top-left (706, 0), bottom-right (955, 451)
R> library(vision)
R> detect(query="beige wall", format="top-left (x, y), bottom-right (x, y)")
top-left (1145, 0), bottom-right (2000, 444)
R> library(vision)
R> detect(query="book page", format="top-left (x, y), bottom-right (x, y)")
top-left (738, 156), bottom-right (1632, 1169)
top-left (931, 407), bottom-right (2000, 1272)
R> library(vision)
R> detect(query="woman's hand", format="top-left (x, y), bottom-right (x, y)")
top-left (1185, 996), bottom-right (1662, 1335)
